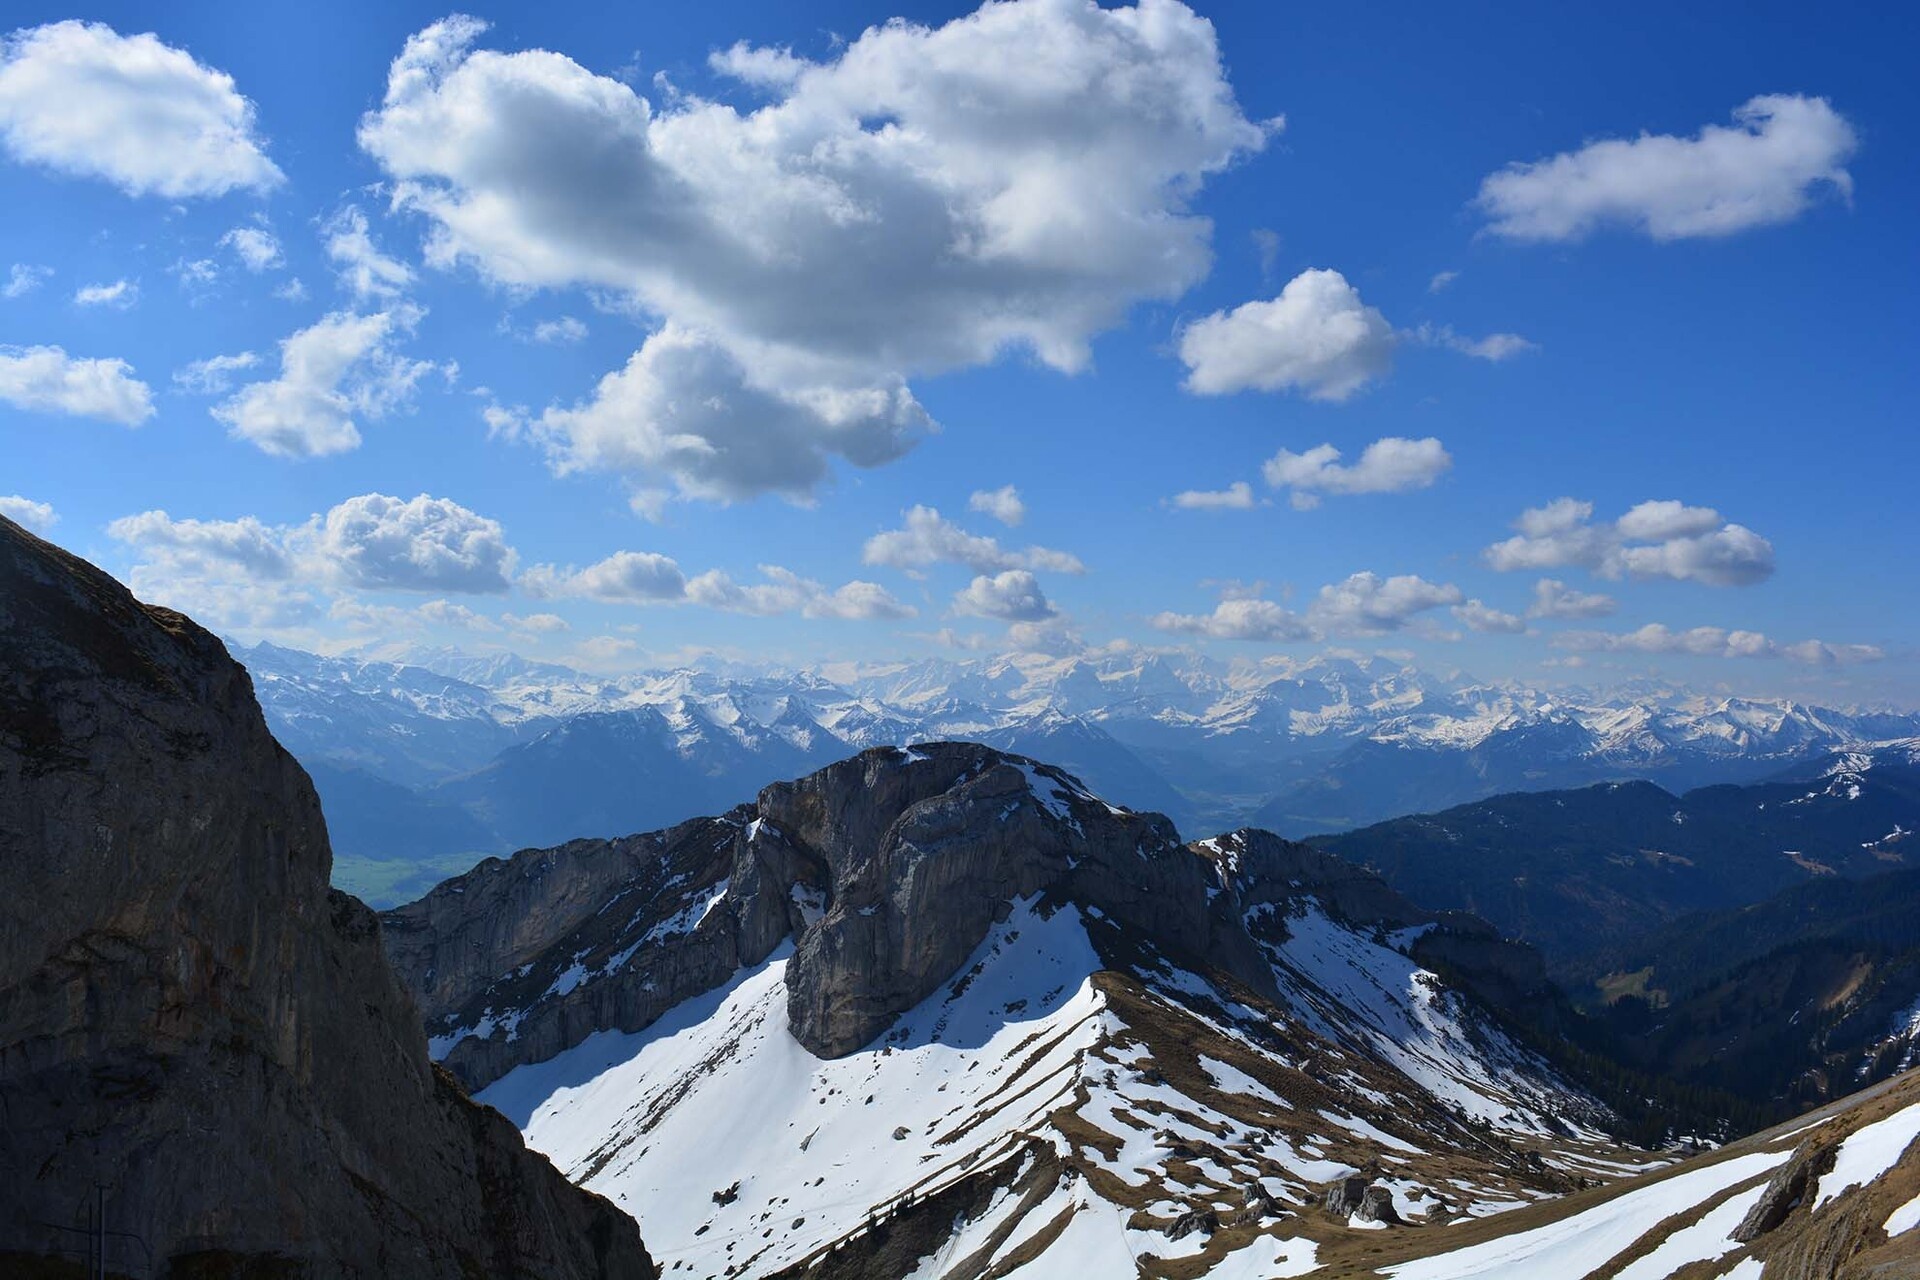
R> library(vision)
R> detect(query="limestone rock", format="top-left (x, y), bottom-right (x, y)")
top-left (0, 516), bottom-right (654, 1278)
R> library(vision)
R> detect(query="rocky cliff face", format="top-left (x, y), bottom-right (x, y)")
top-left (0, 517), bottom-right (654, 1278)
top-left (387, 740), bottom-right (1555, 1091)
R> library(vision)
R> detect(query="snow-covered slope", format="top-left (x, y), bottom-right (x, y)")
top-left (1366, 1067), bottom-right (1920, 1280)
top-left (483, 893), bottom-right (1633, 1279)
top-left (381, 743), bottom-right (1650, 1279)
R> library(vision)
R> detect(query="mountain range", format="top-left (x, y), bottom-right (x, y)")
top-left (12, 511), bottom-right (1920, 1278)
top-left (232, 640), bottom-right (1920, 906)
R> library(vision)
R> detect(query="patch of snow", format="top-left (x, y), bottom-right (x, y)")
top-left (1611, 1183), bottom-right (1766, 1280)
top-left (1815, 1100), bottom-right (1920, 1210)
top-left (1385, 1151), bottom-right (1788, 1280)
top-left (1885, 1189), bottom-right (1920, 1237)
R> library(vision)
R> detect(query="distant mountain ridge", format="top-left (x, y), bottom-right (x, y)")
top-left (1311, 744), bottom-right (1920, 961)
top-left (232, 640), bottom-right (1920, 902)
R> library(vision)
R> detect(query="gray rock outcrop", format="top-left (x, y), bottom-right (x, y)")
top-left (0, 517), bottom-right (654, 1277)
top-left (384, 745), bottom-right (1560, 1087)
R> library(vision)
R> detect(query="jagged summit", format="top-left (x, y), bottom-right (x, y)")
top-left (0, 516), bottom-right (654, 1277)
top-left (382, 740), bottom-right (1637, 1276)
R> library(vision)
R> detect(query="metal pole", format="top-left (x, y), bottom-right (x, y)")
top-left (95, 1183), bottom-right (105, 1280)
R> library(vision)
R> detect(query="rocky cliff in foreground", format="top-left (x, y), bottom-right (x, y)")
top-left (0, 516), bottom-right (654, 1278)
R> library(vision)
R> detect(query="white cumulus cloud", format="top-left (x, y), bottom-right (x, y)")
top-left (523, 549), bottom-right (914, 620)
top-left (314, 492), bottom-right (516, 593)
top-left (356, 4), bottom-right (1271, 499)
top-left (1151, 596), bottom-right (1312, 642)
top-left (0, 495), bottom-right (58, 532)
top-left (0, 344), bottom-right (153, 424)
top-left (534, 325), bottom-right (930, 503)
top-left (968, 485), bottom-right (1026, 527)
top-left (952, 570), bottom-right (1057, 622)
top-left (212, 308), bottom-right (437, 458)
top-left (1486, 497), bottom-right (1774, 587)
top-left (1179, 268), bottom-right (1395, 400)
top-left (1306, 571), bottom-right (1463, 636)
top-left (0, 20), bottom-right (282, 198)
top-left (1477, 94), bottom-right (1857, 242)
top-left (863, 505), bottom-right (1083, 576)
top-left (1262, 436), bottom-right (1451, 509)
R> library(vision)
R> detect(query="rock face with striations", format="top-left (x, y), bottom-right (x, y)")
top-left (387, 741), bottom-right (1552, 1092)
top-left (0, 516), bottom-right (654, 1278)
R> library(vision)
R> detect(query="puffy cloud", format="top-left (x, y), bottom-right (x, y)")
top-left (221, 225), bottom-right (283, 272)
top-left (314, 493), bottom-right (516, 593)
top-left (1554, 624), bottom-right (1881, 666)
top-left (108, 509), bottom-right (297, 579)
top-left (173, 351), bottom-right (259, 395)
top-left (952, 569), bottom-right (1057, 622)
top-left (1307, 571), bottom-right (1463, 636)
top-left (1179, 269), bottom-right (1395, 400)
top-left (0, 21), bottom-right (281, 198)
top-left (4, 263), bottom-right (50, 298)
top-left (0, 495), bottom-right (57, 532)
top-left (534, 325), bottom-right (930, 503)
top-left (863, 505), bottom-right (1084, 575)
top-left (1169, 481), bottom-right (1255, 511)
top-left (0, 344), bottom-right (153, 424)
top-left (73, 279), bottom-right (137, 309)
top-left (1152, 596), bottom-right (1312, 642)
top-left (1529, 577), bottom-right (1616, 620)
top-left (1613, 499), bottom-right (1724, 542)
top-left (1155, 571), bottom-right (1463, 642)
top-left (522, 551), bottom-right (688, 603)
top-left (107, 495), bottom-right (534, 640)
top-left (1262, 436), bottom-right (1451, 509)
top-left (323, 206), bottom-right (415, 301)
top-left (1613, 523), bottom-right (1775, 587)
top-left (1427, 270), bottom-right (1459, 293)
top-left (1477, 94), bottom-right (1856, 242)
top-left (968, 484), bottom-right (1025, 527)
top-left (1454, 599), bottom-right (1527, 634)
top-left (108, 491), bottom-right (520, 644)
top-left (357, 5), bottom-right (1270, 498)
top-left (1485, 497), bottom-right (1774, 587)
top-left (212, 308), bottom-right (437, 457)
top-left (524, 549), bottom-right (912, 619)
top-left (688, 566), bottom-right (917, 620)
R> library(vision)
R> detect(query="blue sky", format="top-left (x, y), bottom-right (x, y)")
top-left (2, 0), bottom-right (1914, 702)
